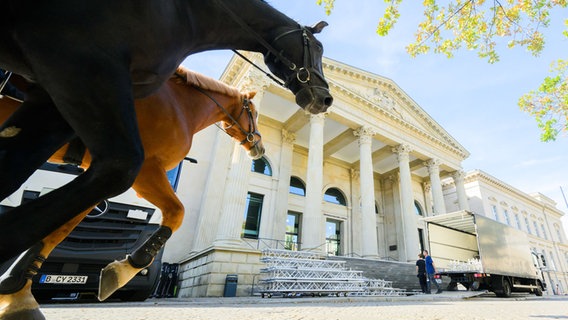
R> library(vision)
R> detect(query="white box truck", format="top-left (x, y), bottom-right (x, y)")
top-left (422, 211), bottom-right (546, 297)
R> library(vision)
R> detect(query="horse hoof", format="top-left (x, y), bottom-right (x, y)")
top-left (0, 308), bottom-right (45, 320)
top-left (98, 259), bottom-right (142, 301)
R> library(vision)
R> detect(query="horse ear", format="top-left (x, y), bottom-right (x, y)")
top-left (248, 91), bottom-right (257, 100)
top-left (307, 21), bottom-right (329, 34)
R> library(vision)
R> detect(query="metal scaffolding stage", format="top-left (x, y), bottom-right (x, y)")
top-left (258, 249), bottom-right (405, 298)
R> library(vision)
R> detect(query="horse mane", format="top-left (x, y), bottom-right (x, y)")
top-left (174, 66), bottom-right (242, 98)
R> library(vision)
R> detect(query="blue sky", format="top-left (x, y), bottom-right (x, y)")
top-left (182, 0), bottom-right (568, 232)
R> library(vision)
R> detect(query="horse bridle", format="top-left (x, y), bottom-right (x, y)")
top-left (222, 97), bottom-right (262, 148)
top-left (188, 82), bottom-right (262, 148)
top-left (217, 0), bottom-right (324, 90)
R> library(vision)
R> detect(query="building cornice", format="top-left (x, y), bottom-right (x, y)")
top-left (463, 170), bottom-right (565, 217)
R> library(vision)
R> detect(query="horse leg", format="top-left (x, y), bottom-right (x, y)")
top-left (0, 208), bottom-right (92, 320)
top-left (99, 159), bottom-right (184, 301)
top-left (0, 85), bottom-right (73, 201)
top-left (0, 59), bottom-right (144, 262)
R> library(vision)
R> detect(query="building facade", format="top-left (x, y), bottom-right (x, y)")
top-left (161, 54), bottom-right (567, 297)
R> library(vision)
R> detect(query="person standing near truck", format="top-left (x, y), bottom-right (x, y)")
top-left (423, 250), bottom-right (442, 294)
top-left (415, 253), bottom-right (427, 293)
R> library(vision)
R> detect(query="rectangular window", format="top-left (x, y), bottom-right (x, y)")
top-left (541, 224), bottom-right (548, 240)
top-left (514, 214), bottom-right (522, 230)
top-left (491, 205), bottom-right (499, 222)
top-left (556, 227), bottom-right (564, 243)
top-left (326, 219), bottom-right (341, 256)
top-left (533, 221), bottom-right (541, 237)
top-left (548, 251), bottom-right (557, 271)
top-left (503, 210), bottom-right (510, 225)
top-left (525, 217), bottom-right (532, 234)
top-left (285, 212), bottom-right (301, 251)
top-left (242, 192), bottom-right (264, 239)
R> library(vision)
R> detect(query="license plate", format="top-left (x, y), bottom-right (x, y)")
top-left (39, 274), bottom-right (88, 284)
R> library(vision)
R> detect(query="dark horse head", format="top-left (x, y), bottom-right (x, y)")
top-left (216, 1), bottom-right (333, 114)
top-left (261, 21), bottom-right (333, 114)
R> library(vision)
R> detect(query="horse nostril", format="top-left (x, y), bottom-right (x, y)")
top-left (324, 96), bottom-right (333, 107)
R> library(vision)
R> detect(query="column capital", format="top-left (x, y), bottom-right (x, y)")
top-left (392, 144), bottom-right (412, 162)
top-left (451, 170), bottom-right (466, 182)
top-left (350, 168), bottom-right (360, 180)
top-left (424, 158), bottom-right (441, 174)
top-left (353, 126), bottom-right (376, 145)
top-left (392, 144), bottom-right (412, 155)
top-left (306, 111), bottom-right (328, 122)
top-left (281, 129), bottom-right (296, 145)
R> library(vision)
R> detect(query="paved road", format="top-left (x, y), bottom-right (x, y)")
top-left (40, 292), bottom-right (568, 320)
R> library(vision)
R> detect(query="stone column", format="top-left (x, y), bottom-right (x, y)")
top-left (392, 144), bottom-right (419, 262)
top-left (270, 129), bottom-right (296, 243)
top-left (191, 129), bottom-right (234, 252)
top-left (422, 182), bottom-right (432, 215)
top-left (424, 159), bottom-right (446, 215)
top-left (213, 142), bottom-right (252, 247)
top-left (302, 113), bottom-right (326, 252)
top-left (452, 170), bottom-right (470, 211)
top-left (354, 127), bottom-right (378, 258)
top-left (349, 169), bottom-right (362, 256)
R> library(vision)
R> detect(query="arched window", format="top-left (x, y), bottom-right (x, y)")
top-left (289, 176), bottom-right (306, 196)
top-left (414, 200), bottom-right (424, 216)
top-left (324, 188), bottom-right (347, 206)
top-left (251, 156), bottom-right (272, 176)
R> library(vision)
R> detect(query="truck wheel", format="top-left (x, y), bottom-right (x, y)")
top-left (534, 287), bottom-right (543, 296)
top-left (503, 280), bottom-right (512, 297)
top-left (496, 279), bottom-right (512, 298)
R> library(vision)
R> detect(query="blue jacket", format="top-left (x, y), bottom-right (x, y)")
top-left (425, 255), bottom-right (435, 274)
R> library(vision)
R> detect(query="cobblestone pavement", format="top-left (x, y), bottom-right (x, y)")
top-left (40, 292), bottom-right (568, 320)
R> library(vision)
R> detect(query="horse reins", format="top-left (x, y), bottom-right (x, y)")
top-left (0, 70), bottom-right (24, 103)
top-left (216, 0), bottom-right (320, 89)
top-left (0, 70), bottom-right (11, 95)
top-left (175, 72), bottom-right (261, 148)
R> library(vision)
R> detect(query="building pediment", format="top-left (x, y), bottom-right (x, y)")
top-left (323, 58), bottom-right (468, 159)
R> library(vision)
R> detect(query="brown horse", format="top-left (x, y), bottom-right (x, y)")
top-left (0, 67), bottom-right (264, 320)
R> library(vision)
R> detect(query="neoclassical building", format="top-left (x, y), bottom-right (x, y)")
top-left (161, 54), bottom-right (566, 297)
